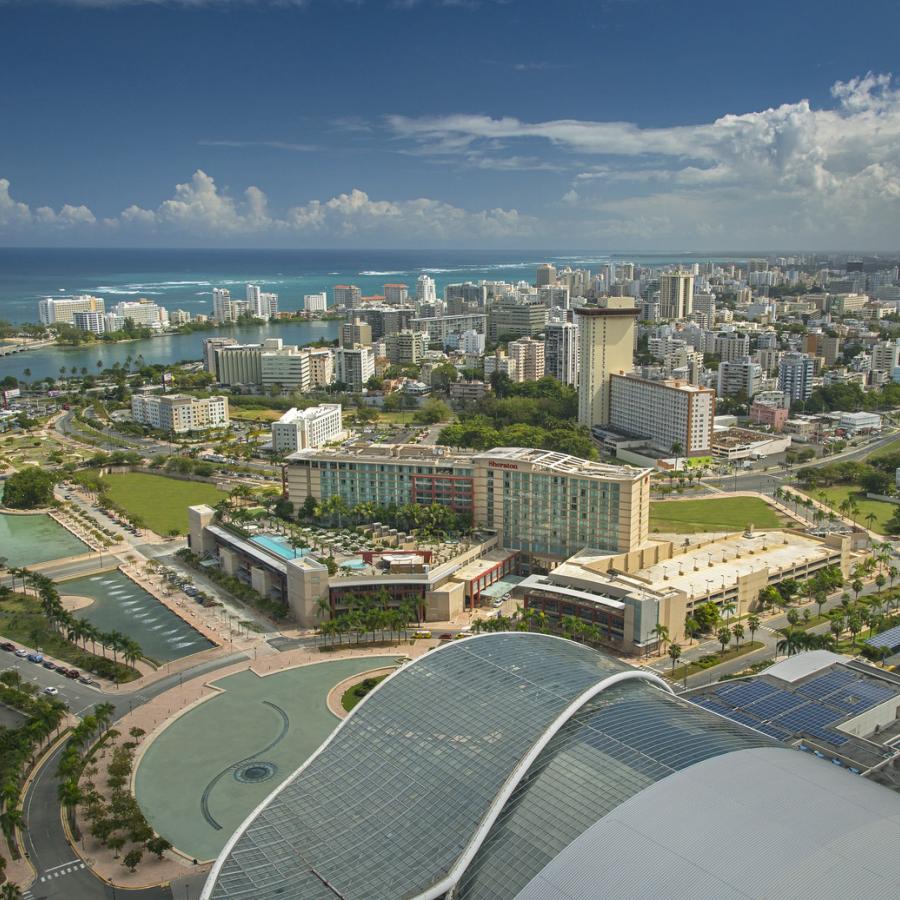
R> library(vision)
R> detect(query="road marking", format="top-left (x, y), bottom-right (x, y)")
top-left (43, 858), bottom-right (82, 874)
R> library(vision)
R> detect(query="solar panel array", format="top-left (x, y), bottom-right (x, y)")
top-left (690, 665), bottom-right (900, 749)
top-left (865, 623), bottom-right (900, 652)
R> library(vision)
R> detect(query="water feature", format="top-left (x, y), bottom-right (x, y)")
top-left (250, 534), bottom-right (307, 561)
top-left (61, 570), bottom-right (213, 662)
top-left (0, 510), bottom-right (89, 567)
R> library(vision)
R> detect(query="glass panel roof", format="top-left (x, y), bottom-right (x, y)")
top-left (206, 633), bottom-right (631, 900)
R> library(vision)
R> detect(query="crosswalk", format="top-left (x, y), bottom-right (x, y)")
top-left (38, 858), bottom-right (87, 884)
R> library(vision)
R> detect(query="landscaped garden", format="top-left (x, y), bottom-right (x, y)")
top-left (341, 674), bottom-right (388, 711)
top-left (649, 496), bottom-right (786, 533)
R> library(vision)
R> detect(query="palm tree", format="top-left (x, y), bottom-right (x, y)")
top-left (747, 614), bottom-right (760, 645)
top-left (667, 642), bottom-right (682, 673)
top-left (717, 626), bottom-right (732, 654)
top-left (731, 623), bottom-right (745, 649)
top-left (670, 441), bottom-right (683, 473)
top-left (0, 882), bottom-right (24, 899)
top-left (776, 627), bottom-right (804, 657)
top-left (650, 623), bottom-right (670, 656)
top-left (683, 615), bottom-right (699, 646)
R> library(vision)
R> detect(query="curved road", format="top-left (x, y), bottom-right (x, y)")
top-left (19, 651), bottom-right (248, 900)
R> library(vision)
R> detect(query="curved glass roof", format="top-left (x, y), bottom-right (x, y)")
top-left (456, 679), bottom-right (772, 899)
top-left (204, 633), bottom-right (635, 900)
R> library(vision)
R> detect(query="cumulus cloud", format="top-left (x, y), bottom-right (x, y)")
top-left (388, 72), bottom-right (900, 246)
top-left (2, 169), bottom-right (532, 244)
top-left (0, 178), bottom-right (96, 230)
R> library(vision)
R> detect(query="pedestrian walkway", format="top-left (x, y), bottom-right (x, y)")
top-left (37, 858), bottom-right (87, 884)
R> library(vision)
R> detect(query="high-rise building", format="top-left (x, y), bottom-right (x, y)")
top-left (333, 285), bottom-right (361, 309)
top-left (261, 347), bottom-right (310, 392)
top-left (271, 404), bottom-right (344, 453)
top-left (383, 284), bottom-right (409, 305)
top-left (111, 300), bottom-right (169, 329)
top-left (536, 263), bottom-right (557, 287)
top-left (212, 288), bottom-right (232, 323)
top-left (871, 340), bottom-right (900, 374)
top-left (488, 299), bottom-right (548, 342)
top-left (508, 337), bottom-right (545, 382)
top-left (778, 352), bottom-right (815, 403)
top-left (658, 273), bottom-right (695, 319)
top-left (334, 346), bottom-right (375, 391)
top-left (341, 319), bottom-right (373, 348)
top-left (717, 357), bottom-right (763, 398)
top-left (73, 310), bottom-right (105, 334)
top-left (544, 321), bottom-right (579, 386)
top-left (286, 445), bottom-right (651, 562)
top-left (412, 313), bottom-right (485, 347)
top-left (304, 293), bottom-right (328, 313)
top-left (609, 375), bottom-right (715, 456)
top-left (384, 330), bottom-right (428, 366)
top-left (576, 298), bottom-right (638, 428)
top-left (416, 274), bottom-right (437, 304)
top-left (38, 295), bottom-right (105, 325)
top-left (692, 292), bottom-right (716, 327)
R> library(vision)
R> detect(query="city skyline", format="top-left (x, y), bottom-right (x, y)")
top-left (3, 0), bottom-right (900, 249)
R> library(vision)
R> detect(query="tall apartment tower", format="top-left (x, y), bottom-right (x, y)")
top-left (576, 297), bottom-right (638, 428)
top-left (536, 264), bottom-right (557, 287)
top-left (508, 337), bottom-right (545, 382)
top-left (778, 352), bottom-right (815, 402)
top-left (544, 321), bottom-right (579, 386)
top-left (212, 288), bottom-right (232, 323)
top-left (333, 285), bottom-right (361, 309)
top-left (416, 274), bottom-right (437, 304)
top-left (659, 273), bottom-right (695, 319)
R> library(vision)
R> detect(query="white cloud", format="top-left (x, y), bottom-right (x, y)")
top-left (0, 169), bottom-right (532, 244)
top-left (0, 178), bottom-right (96, 229)
top-left (388, 71), bottom-right (900, 246)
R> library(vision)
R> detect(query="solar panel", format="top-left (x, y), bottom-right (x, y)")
top-left (796, 669), bottom-right (859, 699)
top-left (865, 623), bottom-right (900, 651)
top-left (715, 681), bottom-right (780, 707)
top-left (745, 689), bottom-right (806, 720)
top-left (754, 722), bottom-right (792, 741)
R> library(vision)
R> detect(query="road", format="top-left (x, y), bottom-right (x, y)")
top-left (15, 651), bottom-right (248, 900)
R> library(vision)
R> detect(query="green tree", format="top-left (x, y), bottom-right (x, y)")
top-left (2, 467), bottom-right (55, 509)
top-left (123, 847), bottom-right (143, 872)
top-left (667, 642), bottom-right (682, 673)
top-left (717, 626), bottom-right (732, 654)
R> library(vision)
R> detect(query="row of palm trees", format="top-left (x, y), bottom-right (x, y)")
top-left (316, 591), bottom-right (421, 646)
top-left (5, 567), bottom-right (143, 679)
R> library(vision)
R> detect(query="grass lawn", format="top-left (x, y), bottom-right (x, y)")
top-left (99, 471), bottom-right (227, 535)
top-left (799, 484), bottom-right (896, 532)
top-left (865, 435), bottom-right (900, 461)
top-left (341, 674), bottom-right (388, 711)
top-left (650, 496), bottom-right (786, 533)
top-left (0, 593), bottom-right (138, 682)
top-left (229, 407), bottom-right (284, 423)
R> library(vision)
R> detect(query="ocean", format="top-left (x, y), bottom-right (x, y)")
top-left (0, 247), bottom-right (737, 381)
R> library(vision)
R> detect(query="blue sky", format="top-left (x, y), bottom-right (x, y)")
top-left (2, 0), bottom-right (900, 249)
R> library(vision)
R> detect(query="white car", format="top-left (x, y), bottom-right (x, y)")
top-left (42, 686), bottom-right (59, 696)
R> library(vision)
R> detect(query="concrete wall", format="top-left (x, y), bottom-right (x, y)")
top-left (188, 505), bottom-right (217, 556)
top-left (285, 555), bottom-right (329, 628)
top-left (425, 581), bottom-right (465, 622)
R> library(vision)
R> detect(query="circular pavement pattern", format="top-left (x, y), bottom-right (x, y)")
top-left (234, 761), bottom-right (277, 784)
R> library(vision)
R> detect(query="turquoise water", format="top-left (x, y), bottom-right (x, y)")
top-left (250, 534), bottom-right (307, 561)
top-left (340, 559), bottom-right (367, 570)
top-left (62, 570), bottom-right (213, 662)
top-left (0, 510), bottom-right (89, 567)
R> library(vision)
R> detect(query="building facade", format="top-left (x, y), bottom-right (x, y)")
top-left (131, 394), bottom-right (229, 433)
top-left (271, 404), bottom-right (344, 453)
top-left (508, 336), bottom-right (545, 382)
top-left (544, 321), bottom-right (579, 386)
top-left (38, 295), bottom-right (105, 325)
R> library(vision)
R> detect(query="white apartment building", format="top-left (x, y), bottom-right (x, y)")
top-left (544, 321), bottom-right (579, 386)
top-left (304, 293), bottom-right (328, 313)
top-left (212, 289), bottom-right (250, 323)
top-left (261, 347), bottom-right (310, 391)
top-left (658, 273), bottom-right (694, 319)
top-left (170, 309), bottom-right (191, 325)
top-left (416, 274), bottom-right (437, 304)
top-left (383, 284), bottom-right (409, 304)
top-left (609, 375), bottom-right (714, 457)
top-left (111, 300), bottom-right (169, 329)
top-left (871, 340), bottom-right (900, 374)
top-left (334, 346), bottom-right (375, 391)
top-left (73, 310), bottom-right (106, 335)
top-left (458, 329), bottom-right (486, 355)
top-left (103, 313), bottom-right (125, 333)
top-left (484, 350), bottom-right (517, 381)
top-left (508, 336), bottom-right (545, 382)
top-left (38, 295), bottom-right (105, 325)
top-left (692, 292), bottom-right (716, 327)
top-left (131, 394), bottom-right (229, 434)
top-left (271, 404), bottom-right (344, 453)
top-left (717, 357), bottom-right (763, 398)
top-left (412, 313), bottom-right (487, 345)
top-left (385, 330), bottom-right (428, 366)
top-left (779, 352), bottom-right (815, 402)
top-left (247, 284), bottom-right (279, 319)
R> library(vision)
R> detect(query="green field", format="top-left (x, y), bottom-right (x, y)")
top-left (99, 471), bottom-right (226, 535)
top-left (650, 496), bottom-right (785, 533)
top-left (865, 435), bottom-right (900, 461)
top-left (799, 484), bottom-right (896, 533)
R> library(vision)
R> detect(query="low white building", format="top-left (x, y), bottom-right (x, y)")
top-left (131, 394), bottom-right (229, 434)
top-left (271, 404), bottom-right (344, 453)
top-left (304, 293), bottom-right (328, 313)
top-left (839, 411), bottom-right (882, 433)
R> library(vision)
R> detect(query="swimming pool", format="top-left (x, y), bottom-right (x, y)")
top-left (251, 534), bottom-right (307, 561)
top-left (340, 559), bottom-right (367, 570)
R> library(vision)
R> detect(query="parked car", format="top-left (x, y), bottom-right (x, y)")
top-left (438, 633), bottom-right (453, 641)
top-left (0, 642), bottom-right (15, 652)
top-left (42, 660), bottom-right (57, 670)
top-left (14, 648), bottom-right (28, 658)
top-left (42, 686), bottom-right (59, 696)
top-left (27, 652), bottom-right (43, 663)
top-left (413, 630), bottom-right (433, 639)
top-left (78, 675), bottom-right (93, 685)
top-left (64, 669), bottom-right (80, 680)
